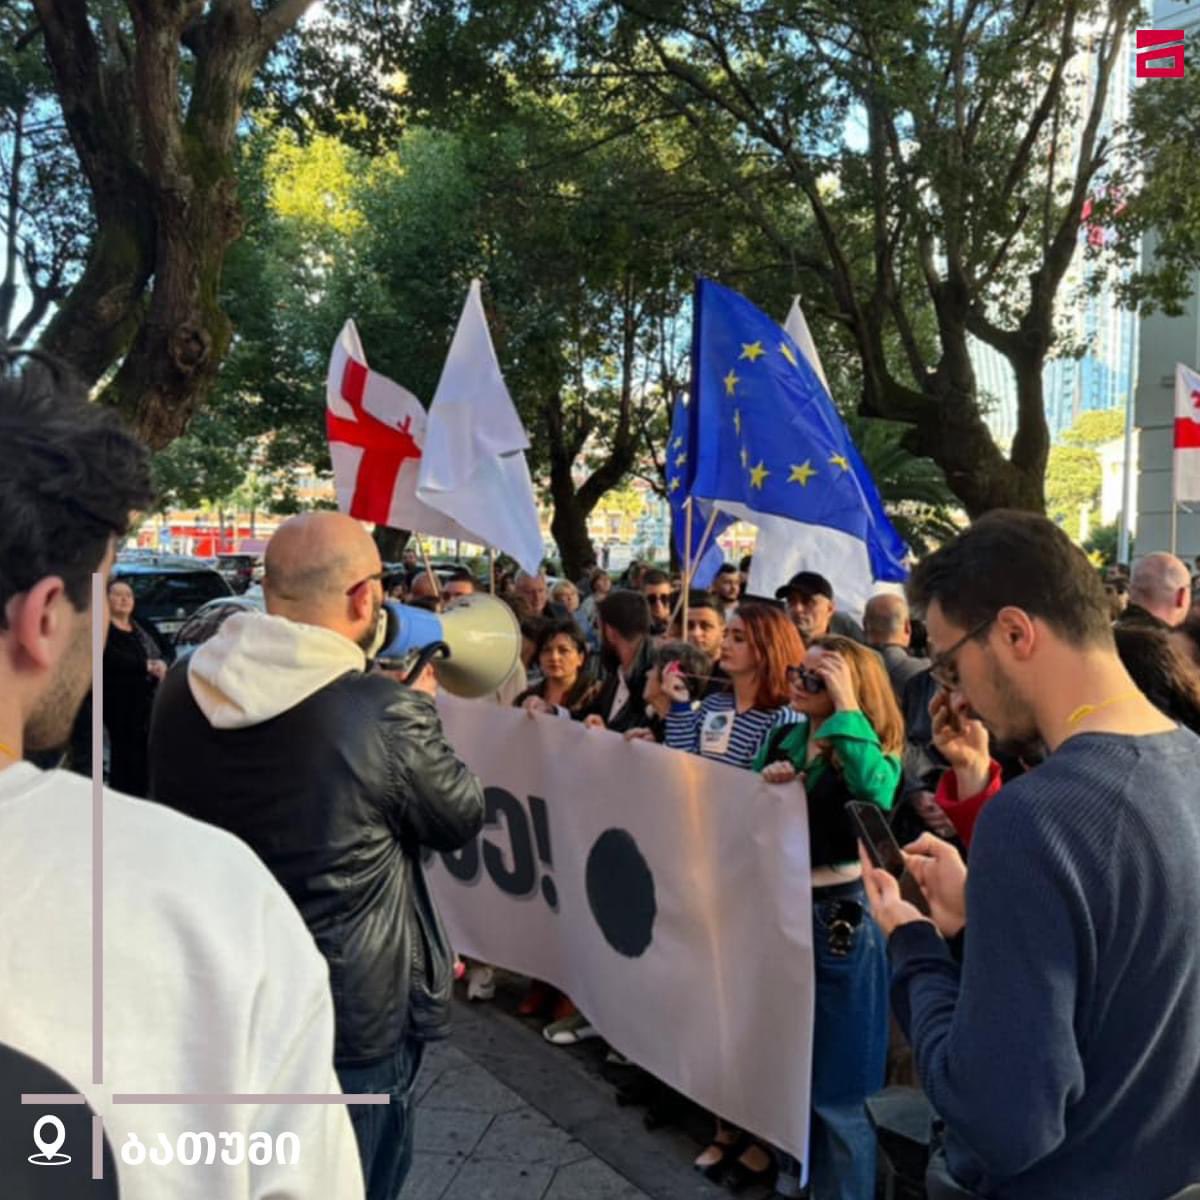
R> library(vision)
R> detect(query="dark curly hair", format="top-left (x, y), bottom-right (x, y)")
top-left (0, 354), bottom-right (154, 626)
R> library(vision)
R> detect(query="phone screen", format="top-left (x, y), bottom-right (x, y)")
top-left (846, 801), bottom-right (932, 916)
top-left (846, 802), bottom-right (905, 878)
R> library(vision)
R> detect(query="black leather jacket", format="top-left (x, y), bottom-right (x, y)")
top-left (148, 666), bottom-right (484, 1065)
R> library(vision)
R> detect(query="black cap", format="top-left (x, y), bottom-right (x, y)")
top-left (775, 571), bottom-right (834, 601)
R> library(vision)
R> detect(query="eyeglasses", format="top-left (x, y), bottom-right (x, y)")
top-left (344, 571), bottom-right (384, 596)
top-left (929, 615), bottom-right (996, 689)
top-left (785, 666), bottom-right (826, 694)
top-left (645, 592), bottom-right (673, 609)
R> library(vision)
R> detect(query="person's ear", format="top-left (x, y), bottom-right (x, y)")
top-left (9, 577), bottom-right (71, 671)
top-left (349, 581), bottom-right (376, 624)
top-left (994, 606), bottom-right (1036, 661)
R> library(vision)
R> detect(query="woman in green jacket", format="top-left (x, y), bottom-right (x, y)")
top-left (753, 634), bottom-right (903, 1200)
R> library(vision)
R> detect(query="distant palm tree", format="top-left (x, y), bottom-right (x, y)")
top-left (845, 416), bottom-right (963, 558)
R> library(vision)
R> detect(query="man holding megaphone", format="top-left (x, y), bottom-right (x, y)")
top-left (148, 512), bottom-right (495, 1200)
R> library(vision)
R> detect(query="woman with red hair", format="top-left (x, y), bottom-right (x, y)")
top-left (662, 601), bottom-right (807, 1186)
top-left (663, 601), bottom-right (805, 769)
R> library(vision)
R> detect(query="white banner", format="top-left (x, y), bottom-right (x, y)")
top-left (429, 697), bottom-right (815, 1162)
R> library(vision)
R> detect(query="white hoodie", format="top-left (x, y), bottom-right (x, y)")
top-left (188, 611), bottom-right (367, 730)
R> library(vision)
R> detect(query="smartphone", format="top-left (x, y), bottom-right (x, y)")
top-left (846, 801), bottom-right (931, 916)
top-left (847, 801), bottom-right (906, 877)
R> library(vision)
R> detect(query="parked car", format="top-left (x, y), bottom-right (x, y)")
top-left (112, 555), bottom-right (233, 653)
top-left (173, 593), bottom-right (265, 656)
top-left (215, 552), bottom-right (259, 594)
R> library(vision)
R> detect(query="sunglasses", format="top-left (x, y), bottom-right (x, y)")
top-left (645, 593), bottom-right (673, 608)
top-left (786, 666), bottom-right (826, 693)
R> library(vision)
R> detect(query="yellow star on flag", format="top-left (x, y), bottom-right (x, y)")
top-left (748, 460), bottom-right (770, 489)
top-left (669, 477), bottom-right (681, 493)
top-left (672, 436), bottom-right (684, 452)
top-left (779, 342), bottom-right (798, 368)
top-left (733, 409), bottom-right (742, 434)
top-left (740, 446), bottom-right (749, 469)
top-left (829, 453), bottom-right (850, 472)
top-left (723, 369), bottom-right (740, 396)
top-left (789, 461), bottom-right (817, 486)
top-left (739, 341), bottom-right (765, 362)
top-left (674, 452), bottom-right (687, 468)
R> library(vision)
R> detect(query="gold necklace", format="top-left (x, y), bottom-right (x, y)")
top-left (1066, 690), bottom-right (1142, 728)
top-left (0, 738), bottom-right (18, 759)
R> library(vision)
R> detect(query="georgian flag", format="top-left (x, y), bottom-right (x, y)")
top-left (1174, 362), bottom-right (1200, 503)
top-left (325, 320), bottom-right (475, 539)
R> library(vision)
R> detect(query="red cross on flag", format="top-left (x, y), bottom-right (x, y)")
top-left (1173, 362), bottom-right (1200, 503)
top-left (325, 320), bottom-right (475, 539)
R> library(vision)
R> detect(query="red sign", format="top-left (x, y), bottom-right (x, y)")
top-left (1136, 29), bottom-right (1185, 78)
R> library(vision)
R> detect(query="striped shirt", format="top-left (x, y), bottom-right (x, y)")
top-left (664, 692), bottom-right (804, 770)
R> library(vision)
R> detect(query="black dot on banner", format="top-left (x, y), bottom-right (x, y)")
top-left (586, 828), bottom-right (656, 958)
top-left (541, 875), bottom-right (559, 909)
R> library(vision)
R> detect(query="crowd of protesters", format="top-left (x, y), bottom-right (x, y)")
top-left (4, 353), bottom-right (1200, 1200)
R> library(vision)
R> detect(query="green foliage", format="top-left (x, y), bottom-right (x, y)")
top-left (1084, 520), bottom-right (1123, 567)
top-left (389, 0), bottom-right (1146, 517)
top-left (1045, 444), bottom-right (1101, 530)
top-left (1044, 407), bottom-right (1125, 533)
top-left (151, 409), bottom-right (255, 512)
top-left (1061, 408), bottom-right (1126, 450)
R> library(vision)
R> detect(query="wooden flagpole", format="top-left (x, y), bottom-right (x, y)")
top-left (670, 504), bottom-right (720, 629)
top-left (488, 547), bottom-right (497, 594)
top-left (417, 535), bottom-right (441, 598)
top-left (681, 498), bottom-right (694, 634)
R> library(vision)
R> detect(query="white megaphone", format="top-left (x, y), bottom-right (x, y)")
top-left (374, 594), bottom-right (521, 698)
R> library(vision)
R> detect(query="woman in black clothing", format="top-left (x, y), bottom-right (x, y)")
top-left (103, 580), bottom-right (166, 797)
top-left (515, 620), bottom-right (600, 718)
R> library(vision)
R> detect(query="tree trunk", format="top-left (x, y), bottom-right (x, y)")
top-left (32, 0), bottom-right (316, 449)
top-left (901, 375), bottom-right (1047, 518)
top-left (548, 477), bottom-right (596, 580)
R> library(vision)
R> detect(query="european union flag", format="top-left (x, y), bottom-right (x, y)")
top-left (691, 279), bottom-right (908, 585)
top-left (666, 393), bottom-right (731, 590)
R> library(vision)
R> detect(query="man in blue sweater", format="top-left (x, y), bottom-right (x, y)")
top-left (861, 511), bottom-right (1200, 1200)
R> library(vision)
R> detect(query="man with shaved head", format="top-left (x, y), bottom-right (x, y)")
top-left (149, 511), bottom-right (485, 1200)
top-left (1119, 552), bottom-right (1191, 630)
top-left (864, 592), bottom-right (931, 703)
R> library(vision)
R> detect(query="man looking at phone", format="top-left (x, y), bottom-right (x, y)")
top-left (860, 511), bottom-right (1200, 1200)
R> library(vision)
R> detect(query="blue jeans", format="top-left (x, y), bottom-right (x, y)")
top-left (337, 1037), bottom-right (426, 1200)
top-left (779, 880), bottom-right (890, 1200)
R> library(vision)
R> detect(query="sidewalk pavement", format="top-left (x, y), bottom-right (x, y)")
top-left (403, 989), bottom-right (730, 1200)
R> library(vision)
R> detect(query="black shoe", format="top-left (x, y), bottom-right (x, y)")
top-left (724, 1151), bottom-right (777, 1194)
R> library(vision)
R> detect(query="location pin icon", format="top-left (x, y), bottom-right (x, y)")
top-left (31, 1114), bottom-right (67, 1163)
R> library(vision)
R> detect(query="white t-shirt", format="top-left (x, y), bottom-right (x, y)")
top-left (0, 763), bottom-right (364, 1199)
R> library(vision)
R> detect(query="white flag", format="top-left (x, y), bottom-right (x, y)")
top-left (782, 296), bottom-right (831, 395)
top-left (1173, 362), bottom-right (1200, 503)
top-left (416, 281), bottom-right (544, 575)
